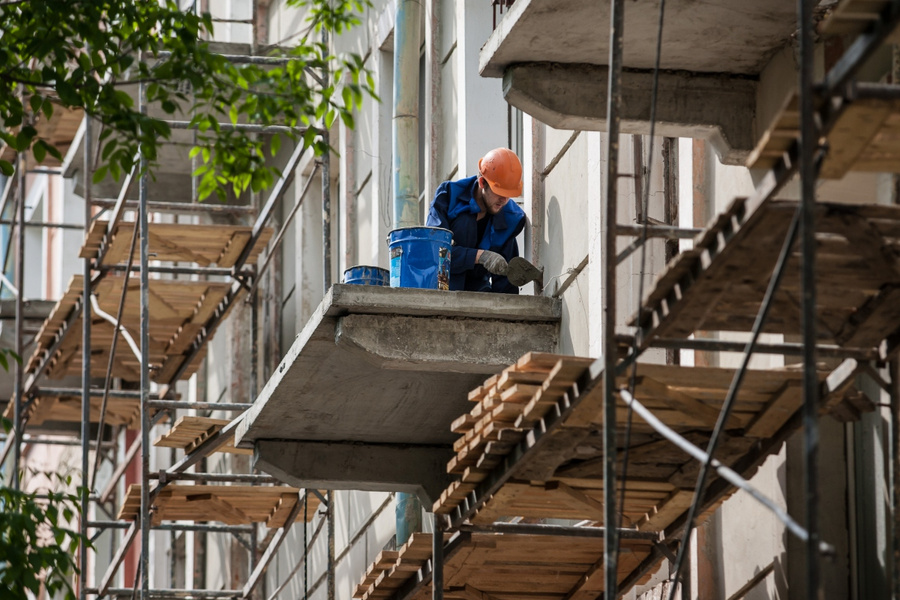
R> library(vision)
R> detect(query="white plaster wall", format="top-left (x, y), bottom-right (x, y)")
top-left (267, 492), bottom-right (396, 600)
top-left (439, 0), bottom-right (458, 181)
top-left (369, 43), bottom-right (394, 266)
top-left (541, 128), bottom-right (590, 356)
top-left (265, 1), bottom-right (308, 47)
top-left (208, 0), bottom-right (253, 44)
top-left (583, 132), bottom-right (669, 361)
top-left (279, 159), bottom-right (299, 344)
top-left (455, 0), bottom-right (505, 179)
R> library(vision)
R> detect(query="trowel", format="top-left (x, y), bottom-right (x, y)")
top-left (507, 257), bottom-right (543, 287)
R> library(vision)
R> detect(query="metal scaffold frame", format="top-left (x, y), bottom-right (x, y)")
top-left (598, 0), bottom-right (900, 597)
top-left (398, 3), bottom-right (900, 600)
top-left (7, 1), bottom-right (900, 599)
top-left (1, 7), bottom-right (340, 600)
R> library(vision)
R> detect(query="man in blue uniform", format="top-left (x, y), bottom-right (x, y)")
top-left (426, 148), bottom-right (527, 294)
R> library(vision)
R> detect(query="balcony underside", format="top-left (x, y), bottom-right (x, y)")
top-left (236, 284), bottom-right (562, 502)
top-left (482, 0), bottom-right (800, 164)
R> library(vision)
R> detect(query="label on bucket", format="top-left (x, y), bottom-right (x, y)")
top-left (437, 246), bottom-right (450, 291)
top-left (390, 247), bottom-right (403, 288)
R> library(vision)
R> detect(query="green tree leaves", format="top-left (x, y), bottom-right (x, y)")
top-left (0, 461), bottom-right (86, 600)
top-left (0, 0), bottom-right (375, 201)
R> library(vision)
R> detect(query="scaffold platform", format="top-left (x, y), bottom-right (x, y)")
top-left (155, 416), bottom-right (252, 455)
top-left (81, 220), bottom-right (273, 267)
top-left (631, 198), bottom-right (900, 353)
top-left (354, 532), bottom-right (653, 600)
top-left (0, 105), bottom-right (83, 167)
top-left (118, 484), bottom-right (322, 527)
top-left (4, 392), bottom-right (142, 429)
top-left (352, 353), bottom-right (876, 599)
top-left (25, 275), bottom-right (238, 383)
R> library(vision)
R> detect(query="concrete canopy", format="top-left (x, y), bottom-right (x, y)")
top-left (236, 284), bottom-right (562, 503)
top-left (481, 0), bottom-right (800, 163)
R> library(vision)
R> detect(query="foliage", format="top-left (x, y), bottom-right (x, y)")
top-left (0, 349), bottom-right (18, 373)
top-left (0, 456), bottom-right (85, 600)
top-left (0, 0), bottom-right (375, 201)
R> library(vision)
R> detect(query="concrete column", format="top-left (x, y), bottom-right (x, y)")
top-left (296, 171), bottom-right (325, 327)
top-left (587, 131), bottom-right (603, 358)
top-left (456, 0), bottom-right (506, 175)
top-left (523, 114), bottom-right (544, 295)
top-left (340, 120), bottom-right (357, 271)
top-left (371, 42), bottom-right (394, 265)
top-left (424, 0), bottom-right (443, 202)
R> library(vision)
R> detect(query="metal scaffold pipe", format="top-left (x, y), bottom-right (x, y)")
top-left (602, 0), bottom-right (625, 596)
top-left (619, 388), bottom-right (833, 555)
top-left (322, 24), bottom-right (332, 291)
top-left (80, 104), bottom-right (93, 600)
top-left (798, 0), bottom-right (820, 594)
top-left (12, 150), bottom-right (24, 492)
top-left (91, 199), bottom-right (257, 215)
top-left (139, 73), bottom-right (152, 600)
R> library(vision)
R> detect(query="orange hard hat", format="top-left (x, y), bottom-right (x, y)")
top-left (478, 148), bottom-right (523, 198)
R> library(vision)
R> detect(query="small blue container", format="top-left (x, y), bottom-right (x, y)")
top-left (342, 265), bottom-right (390, 287)
top-left (387, 226), bottom-right (453, 290)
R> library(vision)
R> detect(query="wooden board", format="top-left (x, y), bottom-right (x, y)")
top-left (425, 352), bottom-right (871, 598)
top-left (0, 105), bottom-right (84, 167)
top-left (631, 198), bottom-right (900, 350)
top-left (25, 274), bottom-right (239, 383)
top-left (355, 532), bottom-right (655, 600)
top-left (80, 220), bottom-right (273, 268)
top-left (3, 393), bottom-right (143, 429)
top-left (434, 356), bottom-right (845, 516)
top-left (819, 0), bottom-right (900, 44)
top-left (749, 90), bottom-right (900, 179)
top-left (155, 415), bottom-right (252, 455)
top-left (117, 484), bottom-right (321, 527)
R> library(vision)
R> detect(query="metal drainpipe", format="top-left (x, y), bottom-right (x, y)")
top-left (392, 0), bottom-right (422, 229)
top-left (393, 0), bottom-right (424, 546)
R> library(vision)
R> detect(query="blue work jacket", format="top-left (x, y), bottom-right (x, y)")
top-left (426, 176), bottom-right (526, 294)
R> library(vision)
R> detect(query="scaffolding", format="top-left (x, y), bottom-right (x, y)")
top-left (350, 2), bottom-right (900, 600)
top-left (0, 5), bottom-right (340, 599)
top-left (6, 0), bottom-right (900, 599)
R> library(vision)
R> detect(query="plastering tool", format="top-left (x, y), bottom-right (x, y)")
top-left (507, 257), bottom-right (543, 287)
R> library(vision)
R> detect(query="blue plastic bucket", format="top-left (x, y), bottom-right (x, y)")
top-left (342, 265), bottom-right (390, 286)
top-left (387, 226), bottom-right (453, 290)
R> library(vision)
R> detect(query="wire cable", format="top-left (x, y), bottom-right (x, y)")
top-left (90, 217), bottom-right (140, 493)
top-left (664, 205), bottom-right (802, 600)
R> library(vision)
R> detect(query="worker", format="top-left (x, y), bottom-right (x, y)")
top-left (426, 147), bottom-right (527, 294)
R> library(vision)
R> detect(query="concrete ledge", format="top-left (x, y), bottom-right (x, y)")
top-left (255, 440), bottom-right (452, 505)
top-left (236, 285), bottom-right (560, 494)
top-left (335, 314), bottom-right (560, 373)
top-left (503, 63), bottom-right (757, 165)
top-left (326, 284), bottom-right (562, 321)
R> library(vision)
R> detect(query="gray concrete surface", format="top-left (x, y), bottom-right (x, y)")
top-left (504, 64), bottom-right (758, 165)
top-left (255, 440), bottom-right (452, 504)
top-left (482, 0), bottom-right (798, 163)
top-left (236, 284), bottom-right (561, 499)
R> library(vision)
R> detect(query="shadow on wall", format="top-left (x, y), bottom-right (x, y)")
top-left (544, 194), bottom-right (588, 355)
top-left (544, 195), bottom-right (564, 285)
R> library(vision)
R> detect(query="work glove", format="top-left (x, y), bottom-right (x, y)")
top-left (477, 250), bottom-right (509, 276)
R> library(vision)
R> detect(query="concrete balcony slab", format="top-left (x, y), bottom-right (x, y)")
top-left (235, 284), bottom-right (561, 502)
top-left (482, 0), bottom-right (799, 163)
